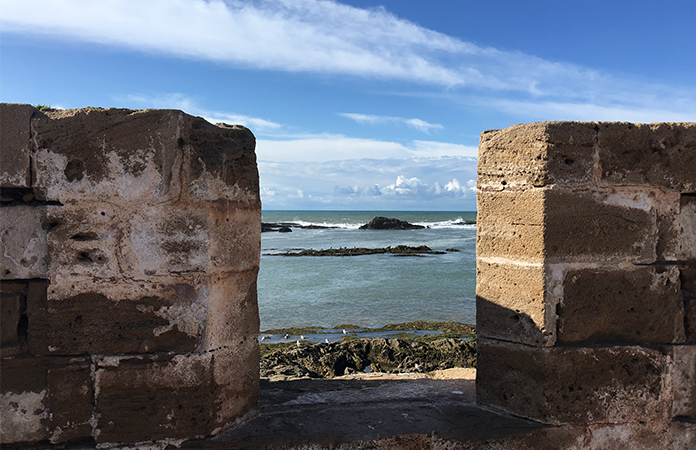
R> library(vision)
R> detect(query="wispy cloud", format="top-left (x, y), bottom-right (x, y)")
top-left (257, 134), bottom-right (477, 162)
top-left (113, 93), bottom-right (281, 131)
top-left (340, 113), bottom-right (443, 133)
top-left (4, 0), bottom-right (694, 121)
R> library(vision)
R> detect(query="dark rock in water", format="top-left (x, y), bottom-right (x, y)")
top-left (359, 216), bottom-right (425, 230)
top-left (260, 337), bottom-right (477, 379)
top-left (274, 245), bottom-right (445, 256)
top-left (262, 222), bottom-right (337, 232)
top-left (446, 248), bottom-right (460, 252)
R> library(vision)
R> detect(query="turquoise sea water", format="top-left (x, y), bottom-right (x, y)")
top-left (258, 211), bottom-right (477, 331)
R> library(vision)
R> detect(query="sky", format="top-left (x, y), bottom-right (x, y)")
top-left (1, 0), bottom-right (695, 211)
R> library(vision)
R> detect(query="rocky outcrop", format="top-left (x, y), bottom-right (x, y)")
top-left (261, 337), bottom-right (477, 379)
top-left (273, 245), bottom-right (445, 256)
top-left (359, 216), bottom-right (425, 230)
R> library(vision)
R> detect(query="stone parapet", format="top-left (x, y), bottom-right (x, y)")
top-left (0, 104), bottom-right (261, 445)
top-left (476, 121), bottom-right (696, 447)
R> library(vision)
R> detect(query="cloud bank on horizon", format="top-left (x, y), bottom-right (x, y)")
top-left (2, 0), bottom-right (695, 209)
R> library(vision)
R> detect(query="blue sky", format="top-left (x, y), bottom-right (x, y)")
top-left (2, 0), bottom-right (695, 211)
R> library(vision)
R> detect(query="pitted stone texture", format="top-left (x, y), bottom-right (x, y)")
top-left (679, 264), bottom-right (696, 342)
top-left (680, 194), bottom-right (696, 261)
top-left (476, 260), bottom-right (551, 346)
top-left (0, 280), bottom-right (28, 357)
top-left (476, 189), bottom-right (545, 261)
top-left (31, 108), bottom-right (258, 204)
top-left (670, 420), bottom-right (696, 450)
top-left (477, 186), bottom-right (667, 264)
top-left (0, 356), bottom-right (92, 444)
top-left (478, 122), bottom-right (597, 190)
top-left (0, 103), bottom-right (35, 188)
top-left (0, 206), bottom-right (53, 279)
top-left (206, 269), bottom-right (260, 350)
top-left (93, 341), bottom-right (258, 443)
top-left (597, 122), bottom-right (696, 192)
top-left (672, 345), bottom-right (696, 417)
top-left (476, 339), bottom-right (671, 425)
top-left (557, 265), bottom-right (684, 345)
top-left (544, 187), bottom-right (659, 264)
top-left (28, 278), bottom-right (204, 356)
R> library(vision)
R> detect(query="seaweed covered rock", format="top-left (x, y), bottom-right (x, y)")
top-left (260, 337), bottom-right (477, 379)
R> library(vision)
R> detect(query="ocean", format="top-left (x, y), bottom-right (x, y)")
top-left (258, 211), bottom-right (477, 331)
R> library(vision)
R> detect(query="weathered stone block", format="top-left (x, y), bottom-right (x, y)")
top-left (680, 194), bottom-right (696, 261)
top-left (670, 420), bottom-right (696, 450)
top-left (209, 342), bottom-right (259, 432)
top-left (672, 345), bottom-right (696, 417)
top-left (476, 189), bottom-right (545, 261)
top-left (476, 260), bottom-right (551, 346)
top-left (682, 264), bottom-right (696, 342)
top-left (94, 341), bottom-right (258, 443)
top-left (206, 269), bottom-right (260, 350)
top-left (0, 281), bottom-right (27, 351)
top-left (0, 206), bottom-right (51, 279)
top-left (477, 339), bottom-right (671, 425)
top-left (0, 103), bottom-right (35, 188)
top-left (206, 203), bottom-right (261, 274)
top-left (28, 278), bottom-right (202, 355)
top-left (544, 187), bottom-right (658, 263)
top-left (597, 122), bottom-right (696, 192)
top-left (31, 108), bottom-right (259, 205)
top-left (478, 122), bottom-right (596, 190)
top-left (0, 356), bottom-right (92, 444)
top-left (557, 265), bottom-right (684, 344)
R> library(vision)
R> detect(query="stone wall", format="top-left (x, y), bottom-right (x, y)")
top-left (0, 104), bottom-right (261, 445)
top-left (476, 122), bottom-right (696, 448)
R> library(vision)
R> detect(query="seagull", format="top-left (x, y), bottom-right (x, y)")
top-left (300, 335), bottom-right (305, 340)
top-left (284, 334), bottom-right (289, 339)
top-left (296, 340), bottom-right (301, 347)
top-left (325, 338), bottom-right (330, 344)
top-left (260, 335), bottom-right (266, 341)
top-left (342, 329), bottom-right (347, 335)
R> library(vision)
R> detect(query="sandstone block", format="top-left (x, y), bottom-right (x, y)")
top-left (28, 278), bottom-right (202, 355)
top-left (209, 342), bottom-right (260, 432)
top-left (31, 108), bottom-right (259, 205)
top-left (476, 338), bottom-right (671, 425)
top-left (680, 194), bottom-right (696, 261)
top-left (670, 420), bottom-right (696, 450)
top-left (557, 265), bottom-right (684, 344)
top-left (0, 281), bottom-right (27, 351)
top-left (478, 122), bottom-right (596, 190)
top-left (544, 187), bottom-right (657, 263)
top-left (476, 260), bottom-right (551, 346)
top-left (476, 189), bottom-right (545, 261)
top-left (0, 103), bottom-right (35, 188)
top-left (0, 205), bottom-right (52, 279)
top-left (682, 264), bottom-right (696, 342)
top-left (0, 356), bottom-right (92, 444)
top-left (205, 269), bottom-right (260, 350)
top-left (93, 341), bottom-right (258, 443)
top-left (597, 122), bottom-right (696, 192)
top-left (206, 203), bottom-right (261, 273)
top-left (671, 345), bottom-right (696, 417)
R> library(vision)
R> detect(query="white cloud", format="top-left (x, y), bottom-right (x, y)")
top-left (3, 0), bottom-right (694, 120)
top-left (482, 98), bottom-right (696, 123)
top-left (259, 156), bottom-right (478, 209)
top-left (257, 134), bottom-right (477, 162)
top-left (340, 113), bottom-right (443, 133)
top-left (113, 93), bottom-right (281, 131)
top-left (5, 0), bottom-right (693, 124)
